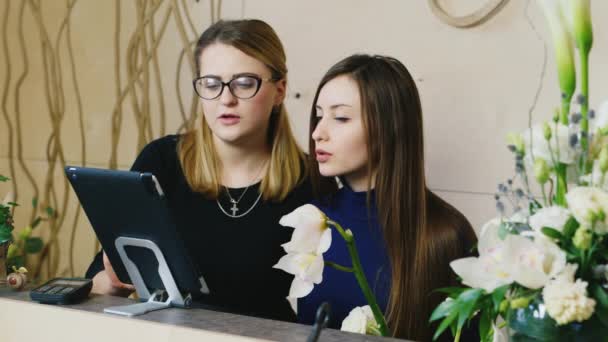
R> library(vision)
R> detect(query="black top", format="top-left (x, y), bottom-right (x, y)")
top-left (85, 135), bottom-right (312, 322)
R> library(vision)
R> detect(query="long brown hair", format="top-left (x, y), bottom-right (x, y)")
top-left (179, 19), bottom-right (306, 201)
top-left (308, 55), bottom-right (476, 341)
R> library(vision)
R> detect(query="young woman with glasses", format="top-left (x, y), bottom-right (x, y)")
top-left (84, 19), bottom-right (311, 322)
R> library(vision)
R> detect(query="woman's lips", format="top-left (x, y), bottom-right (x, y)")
top-left (218, 113), bottom-right (240, 125)
top-left (315, 149), bottom-right (332, 163)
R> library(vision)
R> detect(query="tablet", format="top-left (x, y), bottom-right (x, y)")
top-left (65, 166), bottom-right (208, 298)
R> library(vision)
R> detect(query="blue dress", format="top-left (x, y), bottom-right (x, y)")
top-left (297, 184), bottom-right (391, 328)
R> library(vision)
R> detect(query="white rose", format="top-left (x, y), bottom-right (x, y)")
top-left (529, 206), bottom-right (571, 233)
top-left (543, 264), bottom-right (596, 325)
top-left (340, 306), bottom-right (378, 335)
top-left (566, 187), bottom-right (608, 234)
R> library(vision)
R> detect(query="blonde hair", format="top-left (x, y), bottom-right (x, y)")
top-left (178, 19), bottom-right (306, 201)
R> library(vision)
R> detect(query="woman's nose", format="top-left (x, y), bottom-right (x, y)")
top-left (312, 117), bottom-right (327, 142)
top-left (219, 85), bottom-right (238, 105)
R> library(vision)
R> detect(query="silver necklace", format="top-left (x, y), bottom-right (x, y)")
top-left (224, 184), bottom-right (250, 214)
top-left (216, 160), bottom-right (266, 218)
top-left (217, 191), bottom-right (263, 218)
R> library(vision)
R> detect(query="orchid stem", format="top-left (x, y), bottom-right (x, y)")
top-left (328, 220), bottom-right (390, 336)
top-left (325, 261), bottom-right (353, 273)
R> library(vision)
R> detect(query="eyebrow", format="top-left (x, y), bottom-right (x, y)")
top-left (315, 103), bottom-right (353, 111)
top-left (200, 72), bottom-right (260, 79)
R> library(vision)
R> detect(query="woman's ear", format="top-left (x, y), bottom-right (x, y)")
top-left (273, 78), bottom-right (287, 106)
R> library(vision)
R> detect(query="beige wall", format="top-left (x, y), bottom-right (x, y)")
top-left (1, 0), bottom-right (607, 279)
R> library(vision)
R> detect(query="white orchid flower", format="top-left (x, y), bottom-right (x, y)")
top-left (506, 233), bottom-right (566, 289)
top-left (274, 252), bottom-right (325, 312)
top-left (451, 218), bottom-right (566, 292)
top-left (279, 204), bottom-right (331, 254)
top-left (274, 204), bottom-right (334, 313)
top-left (450, 219), bottom-right (515, 292)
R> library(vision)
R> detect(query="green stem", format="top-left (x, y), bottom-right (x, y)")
top-left (560, 96), bottom-right (571, 126)
top-left (454, 327), bottom-right (461, 342)
top-left (541, 183), bottom-right (548, 207)
top-left (555, 163), bottom-right (567, 206)
top-left (554, 120), bottom-right (561, 162)
top-left (328, 220), bottom-right (390, 336)
top-left (327, 220), bottom-right (350, 241)
top-left (325, 261), bottom-right (354, 273)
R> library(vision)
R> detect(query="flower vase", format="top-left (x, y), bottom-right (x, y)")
top-left (507, 300), bottom-right (607, 342)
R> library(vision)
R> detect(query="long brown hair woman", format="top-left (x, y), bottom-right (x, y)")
top-left (298, 54), bottom-right (477, 341)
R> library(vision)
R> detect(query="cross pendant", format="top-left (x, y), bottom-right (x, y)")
top-left (230, 201), bottom-right (239, 216)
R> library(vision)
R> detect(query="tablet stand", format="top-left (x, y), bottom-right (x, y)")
top-left (103, 237), bottom-right (201, 317)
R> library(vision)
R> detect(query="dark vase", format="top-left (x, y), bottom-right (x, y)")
top-left (507, 299), bottom-right (608, 342)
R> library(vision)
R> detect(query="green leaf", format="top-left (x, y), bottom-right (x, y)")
top-left (0, 175), bottom-right (9, 182)
top-left (31, 217), bottom-right (42, 229)
top-left (479, 309), bottom-right (492, 342)
top-left (491, 284), bottom-right (510, 312)
top-left (45, 206), bottom-right (55, 217)
top-left (433, 309), bottom-right (458, 341)
top-left (430, 298), bottom-right (457, 322)
top-left (24, 237), bottom-right (43, 254)
top-left (0, 227), bottom-right (13, 244)
top-left (433, 286), bottom-right (468, 298)
top-left (591, 283), bottom-right (608, 308)
top-left (562, 216), bottom-right (579, 238)
top-left (6, 202), bottom-right (18, 207)
top-left (541, 227), bottom-right (563, 241)
top-left (32, 197), bottom-right (38, 209)
top-left (596, 305), bottom-right (608, 328)
top-left (457, 288), bottom-right (484, 330)
top-left (449, 324), bottom-right (457, 339)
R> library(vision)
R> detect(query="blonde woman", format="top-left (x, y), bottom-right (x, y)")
top-left (85, 19), bottom-right (310, 322)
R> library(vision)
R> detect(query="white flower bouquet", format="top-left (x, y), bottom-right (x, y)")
top-left (431, 1), bottom-right (608, 341)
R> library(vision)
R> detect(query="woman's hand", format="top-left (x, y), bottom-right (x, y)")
top-left (91, 252), bottom-right (135, 296)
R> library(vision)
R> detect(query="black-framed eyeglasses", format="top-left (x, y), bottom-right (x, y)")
top-left (192, 74), bottom-right (278, 100)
